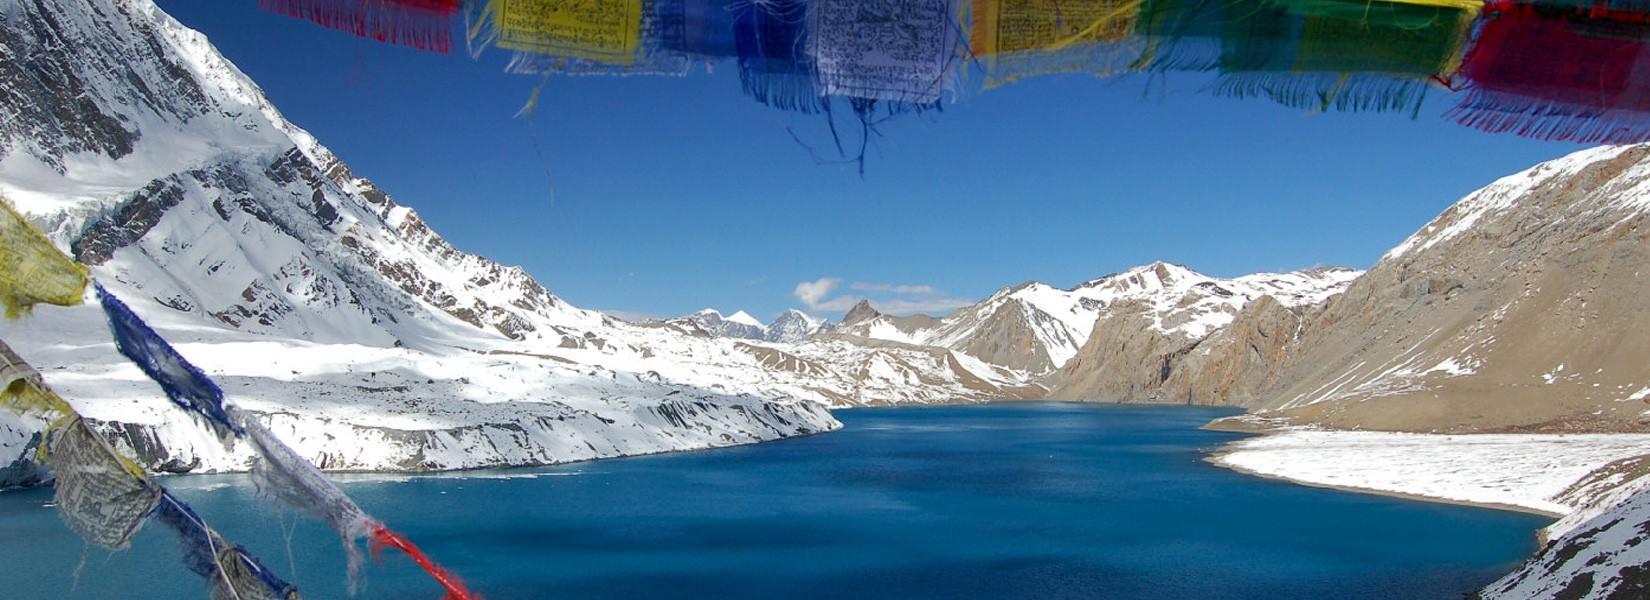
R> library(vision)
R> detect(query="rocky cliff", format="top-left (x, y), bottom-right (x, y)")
top-left (1021, 264), bottom-right (1354, 404)
top-left (1226, 145), bottom-right (1650, 434)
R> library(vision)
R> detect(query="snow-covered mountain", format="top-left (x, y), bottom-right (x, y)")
top-left (0, 0), bottom-right (1085, 484)
top-left (766, 308), bottom-right (833, 343)
top-left (828, 262), bottom-right (1360, 389)
top-left (677, 309), bottom-right (769, 340)
top-left (671, 308), bottom-right (833, 343)
top-left (0, 0), bottom-right (854, 484)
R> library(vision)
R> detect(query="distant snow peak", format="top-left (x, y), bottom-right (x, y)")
top-left (679, 308), bottom-right (832, 343)
top-left (1078, 261), bottom-right (1199, 294)
top-left (726, 310), bottom-right (763, 328)
top-left (827, 261), bottom-right (1361, 382)
top-left (682, 308), bottom-right (765, 340)
top-left (767, 309), bottom-right (832, 343)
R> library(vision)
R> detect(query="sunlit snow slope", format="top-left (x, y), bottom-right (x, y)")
top-left (0, 0), bottom-right (851, 484)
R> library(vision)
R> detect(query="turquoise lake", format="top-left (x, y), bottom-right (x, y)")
top-left (0, 403), bottom-right (1549, 599)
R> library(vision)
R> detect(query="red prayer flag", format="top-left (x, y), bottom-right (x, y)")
top-left (1448, 1), bottom-right (1650, 143)
top-left (370, 524), bottom-right (481, 600)
top-left (260, 0), bottom-right (462, 53)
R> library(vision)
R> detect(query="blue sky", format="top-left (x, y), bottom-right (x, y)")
top-left (155, 1), bottom-right (1587, 323)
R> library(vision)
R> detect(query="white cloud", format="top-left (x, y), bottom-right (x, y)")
top-left (850, 282), bottom-right (937, 295)
top-left (808, 296), bottom-right (864, 313)
top-left (793, 277), bottom-right (842, 310)
top-left (793, 277), bottom-right (973, 316)
top-left (868, 297), bottom-right (975, 315)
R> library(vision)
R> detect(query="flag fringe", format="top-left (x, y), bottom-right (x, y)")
top-left (259, 0), bottom-right (459, 53)
top-left (1212, 72), bottom-right (1437, 114)
top-left (1448, 89), bottom-right (1650, 143)
top-left (741, 67), bottom-right (827, 113)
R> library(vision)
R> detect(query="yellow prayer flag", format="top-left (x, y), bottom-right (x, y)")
top-left (1382, 0), bottom-right (1482, 10)
top-left (0, 196), bottom-right (87, 318)
top-left (971, 0), bottom-right (1146, 88)
top-left (1, 379), bottom-right (75, 421)
top-left (972, 0), bottom-right (1143, 57)
top-left (487, 0), bottom-right (643, 66)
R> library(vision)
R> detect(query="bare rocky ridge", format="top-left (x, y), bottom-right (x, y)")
top-left (1025, 144), bottom-right (1650, 438)
top-left (1218, 144), bottom-right (1650, 434)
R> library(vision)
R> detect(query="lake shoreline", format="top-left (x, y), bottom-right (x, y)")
top-left (1203, 442), bottom-right (1564, 519)
top-left (1202, 424), bottom-right (1650, 526)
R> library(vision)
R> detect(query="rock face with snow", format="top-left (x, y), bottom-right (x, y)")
top-left (0, 0), bottom-right (1097, 482)
top-left (672, 308), bottom-right (832, 343)
top-left (680, 309), bottom-right (768, 340)
top-left (1478, 457), bottom-right (1650, 599)
top-left (1047, 264), bottom-right (1360, 404)
top-left (765, 308), bottom-right (832, 343)
top-left (0, 0), bottom-right (852, 483)
top-left (823, 262), bottom-right (1359, 402)
top-left (1226, 144), bottom-right (1650, 434)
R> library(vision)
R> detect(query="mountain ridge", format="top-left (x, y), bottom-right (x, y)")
top-left (1216, 143), bottom-right (1650, 434)
top-left (667, 307), bottom-right (835, 343)
top-left (826, 262), bottom-right (1361, 389)
top-left (0, 0), bottom-right (844, 484)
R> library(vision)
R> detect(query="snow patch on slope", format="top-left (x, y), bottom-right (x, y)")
top-left (1384, 145), bottom-right (1647, 262)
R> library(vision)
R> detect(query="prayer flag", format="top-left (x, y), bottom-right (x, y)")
top-left (657, 0), bottom-right (741, 58)
top-left (94, 287), bottom-right (478, 599)
top-left (971, 0), bottom-right (1142, 56)
top-left (506, 1), bottom-right (690, 76)
top-left (1449, 1), bottom-right (1650, 142)
top-left (0, 196), bottom-right (87, 318)
top-left (0, 338), bottom-right (305, 599)
top-left (1130, 0), bottom-right (1244, 72)
top-left (48, 416), bottom-right (161, 550)
top-left (810, 0), bottom-right (965, 104)
top-left (154, 492), bottom-right (304, 600)
top-left (259, 0), bottom-right (461, 52)
top-left (969, 0), bottom-right (1145, 87)
top-left (483, 0), bottom-right (645, 65)
top-left (1212, 0), bottom-right (1476, 113)
top-left (0, 344), bottom-right (73, 421)
top-left (98, 284), bottom-right (242, 439)
top-left (734, 0), bottom-right (825, 112)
